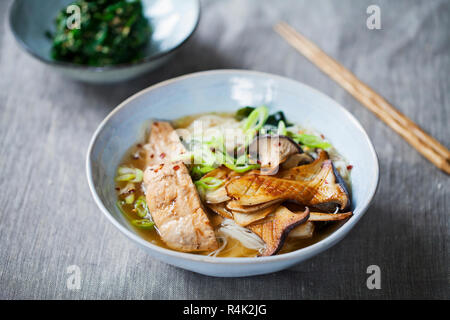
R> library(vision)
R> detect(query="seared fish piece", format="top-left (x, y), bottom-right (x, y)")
top-left (248, 206), bottom-right (310, 256)
top-left (144, 161), bottom-right (218, 252)
top-left (145, 121), bottom-right (186, 166)
top-left (226, 160), bottom-right (350, 210)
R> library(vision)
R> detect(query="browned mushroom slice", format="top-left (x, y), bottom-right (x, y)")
top-left (204, 186), bottom-right (230, 204)
top-left (248, 135), bottom-right (302, 175)
top-left (203, 165), bottom-right (233, 180)
top-left (232, 202), bottom-right (281, 227)
top-left (226, 160), bottom-right (350, 210)
top-left (248, 206), bottom-right (310, 256)
top-left (288, 221), bottom-right (315, 239)
top-left (201, 166), bottom-right (236, 204)
top-left (309, 211), bottom-right (353, 221)
top-left (226, 199), bottom-right (282, 213)
top-left (278, 149), bottom-right (329, 180)
top-left (207, 203), bottom-right (233, 219)
top-left (280, 153), bottom-right (314, 170)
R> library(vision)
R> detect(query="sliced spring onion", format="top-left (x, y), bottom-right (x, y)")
top-left (190, 165), bottom-right (216, 181)
top-left (115, 173), bottom-right (136, 182)
top-left (118, 166), bottom-right (135, 175)
top-left (124, 193), bottom-right (135, 204)
top-left (131, 219), bottom-right (154, 229)
top-left (205, 135), bottom-right (225, 151)
top-left (130, 168), bottom-right (143, 182)
top-left (242, 106), bottom-right (269, 134)
top-left (134, 196), bottom-right (149, 218)
top-left (278, 120), bottom-right (287, 135)
top-left (115, 167), bottom-right (143, 182)
top-left (116, 200), bottom-right (128, 216)
top-left (290, 133), bottom-right (331, 149)
top-left (194, 177), bottom-right (224, 190)
top-left (224, 163), bottom-right (260, 173)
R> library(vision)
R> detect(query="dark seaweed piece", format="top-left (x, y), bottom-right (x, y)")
top-left (235, 106), bottom-right (255, 120)
top-left (266, 111), bottom-right (292, 126)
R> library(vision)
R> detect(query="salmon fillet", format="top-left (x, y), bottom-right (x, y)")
top-left (144, 161), bottom-right (218, 252)
top-left (145, 121), bottom-right (187, 166)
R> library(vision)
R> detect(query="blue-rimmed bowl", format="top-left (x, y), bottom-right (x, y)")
top-left (86, 70), bottom-right (379, 277)
top-left (9, 0), bottom-right (200, 83)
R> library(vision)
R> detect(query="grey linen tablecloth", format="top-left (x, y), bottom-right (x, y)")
top-left (0, 0), bottom-right (448, 299)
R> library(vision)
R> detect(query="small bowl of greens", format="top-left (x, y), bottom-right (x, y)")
top-left (9, 0), bottom-right (200, 83)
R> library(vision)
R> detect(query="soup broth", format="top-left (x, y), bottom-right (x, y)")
top-left (116, 112), bottom-right (351, 257)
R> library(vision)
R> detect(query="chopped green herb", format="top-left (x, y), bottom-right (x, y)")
top-left (134, 196), bottom-right (149, 218)
top-left (49, 0), bottom-right (152, 66)
top-left (194, 177), bottom-right (224, 190)
top-left (131, 219), bottom-right (154, 229)
top-left (235, 106), bottom-right (255, 120)
top-left (290, 133), bottom-right (331, 149)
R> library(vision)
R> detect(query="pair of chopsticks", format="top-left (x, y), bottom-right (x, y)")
top-left (274, 22), bottom-right (450, 175)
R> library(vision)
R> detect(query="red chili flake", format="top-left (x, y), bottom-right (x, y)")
top-left (154, 122), bottom-right (159, 126)
top-left (160, 153), bottom-right (166, 159)
top-left (320, 134), bottom-right (325, 139)
top-left (137, 144), bottom-right (142, 148)
top-left (150, 154), bottom-right (154, 158)
top-left (278, 142), bottom-right (281, 146)
top-left (173, 165), bottom-right (180, 171)
top-left (115, 187), bottom-right (120, 191)
top-left (257, 160), bottom-right (261, 165)
top-left (347, 165), bottom-right (353, 170)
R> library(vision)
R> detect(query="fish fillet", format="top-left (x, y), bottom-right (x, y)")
top-left (144, 161), bottom-right (218, 252)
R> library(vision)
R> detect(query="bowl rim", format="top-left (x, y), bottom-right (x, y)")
top-left (86, 69), bottom-right (380, 265)
top-left (8, 0), bottom-right (200, 72)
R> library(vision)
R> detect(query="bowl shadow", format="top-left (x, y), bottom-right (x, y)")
top-left (70, 35), bottom-right (240, 111)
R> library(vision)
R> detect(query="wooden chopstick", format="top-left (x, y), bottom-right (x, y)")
top-left (274, 22), bottom-right (450, 175)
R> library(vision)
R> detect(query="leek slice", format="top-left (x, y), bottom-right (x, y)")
top-left (195, 177), bottom-right (224, 190)
top-left (131, 219), bottom-right (154, 229)
top-left (134, 196), bottom-right (149, 218)
top-left (243, 106), bottom-right (269, 134)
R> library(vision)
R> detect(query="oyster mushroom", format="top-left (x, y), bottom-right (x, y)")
top-left (248, 135), bottom-right (303, 175)
top-left (248, 206), bottom-right (310, 256)
top-left (226, 160), bottom-right (350, 211)
top-left (280, 153), bottom-right (314, 170)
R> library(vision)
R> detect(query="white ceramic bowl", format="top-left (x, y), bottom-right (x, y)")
top-left (86, 70), bottom-right (379, 277)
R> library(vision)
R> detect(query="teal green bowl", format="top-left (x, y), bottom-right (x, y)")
top-left (9, 0), bottom-right (200, 83)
